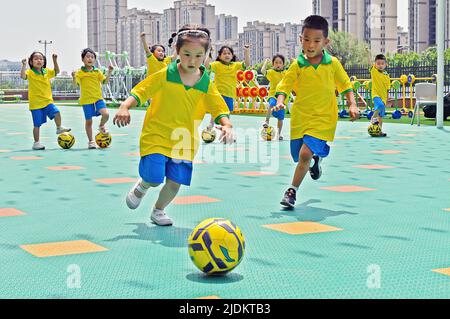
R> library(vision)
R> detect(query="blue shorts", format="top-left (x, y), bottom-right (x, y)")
top-left (30, 104), bottom-right (60, 128)
top-left (290, 135), bottom-right (330, 162)
top-left (139, 154), bottom-right (193, 186)
top-left (373, 97), bottom-right (386, 117)
top-left (269, 97), bottom-right (285, 120)
top-left (222, 96), bottom-right (234, 112)
top-left (83, 100), bottom-right (107, 120)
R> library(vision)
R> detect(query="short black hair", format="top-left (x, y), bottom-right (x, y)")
top-left (216, 46), bottom-right (237, 62)
top-left (375, 54), bottom-right (387, 62)
top-left (150, 45), bottom-right (166, 54)
top-left (81, 48), bottom-right (97, 60)
top-left (272, 54), bottom-right (285, 65)
top-left (28, 52), bottom-right (46, 69)
top-left (302, 15), bottom-right (329, 38)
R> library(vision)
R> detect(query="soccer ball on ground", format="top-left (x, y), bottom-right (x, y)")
top-left (57, 133), bottom-right (75, 149)
top-left (188, 218), bottom-right (245, 276)
top-left (95, 132), bottom-right (112, 148)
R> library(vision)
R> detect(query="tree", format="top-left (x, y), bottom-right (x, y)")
top-left (387, 47), bottom-right (450, 66)
top-left (326, 31), bottom-right (369, 66)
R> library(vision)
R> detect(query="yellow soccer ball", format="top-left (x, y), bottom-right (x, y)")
top-left (57, 133), bottom-right (75, 149)
top-left (368, 123), bottom-right (382, 137)
top-left (188, 218), bottom-right (245, 276)
top-left (201, 128), bottom-right (217, 144)
top-left (95, 132), bottom-right (112, 148)
top-left (261, 126), bottom-right (276, 141)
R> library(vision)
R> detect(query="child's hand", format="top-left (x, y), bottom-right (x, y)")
top-left (244, 44), bottom-right (250, 50)
top-left (219, 125), bottom-right (235, 145)
top-left (349, 104), bottom-right (360, 121)
top-left (71, 71), bottom-right (76, 78)
top-left (140, 32), bottom-right (146, 39)
top-left (113, 108), bottom-right (131, 128)
top-left (108, 65), bottom-right (114, 73)
top-left (21, 59), bottom-right (27, 66)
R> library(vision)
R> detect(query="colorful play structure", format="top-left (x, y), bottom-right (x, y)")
top-left (230, 67), bottom-right (439, 121)
top-left (232, 70), bottom-right (296, 115)
top-left (96, 51), bottom-right (147, 107)
top-left (338, 74), bottom-right (438, 120)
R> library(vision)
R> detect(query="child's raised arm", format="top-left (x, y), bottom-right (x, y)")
top-left (71, 71), bottom-right (77, 86)
top-left (203, 47), bottom-right (213, 68)
top-left (20, 59), bottom-right (27, 80)
top-left (244, 44), bottom-right (250, 68)
top-left (52, 54), bottom-right (60, 75)
top-left (261, 58), bottom-right (270, 76)
top-left (140, 33), bottom-right (152, 57)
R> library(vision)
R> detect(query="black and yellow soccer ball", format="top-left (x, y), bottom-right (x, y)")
top-left (95, 132), bottom-right (112, 148)
top-left (368, 123), bottom-right (382, 137)
top-left (57, 133), bottom-right (75, 149)
top-left (188, 218), bottom-right (245, 276)
top-left (261, 126), bottom-right (276, 141)
top-left (201, 128), bottom-right (217, 144)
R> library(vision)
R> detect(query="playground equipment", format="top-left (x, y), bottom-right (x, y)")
top-left (96, 51), bottom-right (147, 107)
top-left (0, 90), bottom-right (22, 104)
top-left (234, 70), bottom-right (268, 114)
top-left (233, 70), bottom-right (296, 115)
top-left (348, 74), bottom-right (437, 120)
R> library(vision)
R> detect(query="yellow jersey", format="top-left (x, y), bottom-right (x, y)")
top-left (26, 68), bottom-right (56, 110)
top-left (209, 61), bottom-right (245, 98)
top-left (147, 54), bottom-right (172, 77)
top-left (370, 65), bottom-right (391, 104)
top-left (75, 66), bottom-right (106, 105)
top-left (266, 69), bottom-right (286, 98)
top-left (131, 62), bottom-right (230, 161)
top-left (276, 51), bottom-right (353, 142)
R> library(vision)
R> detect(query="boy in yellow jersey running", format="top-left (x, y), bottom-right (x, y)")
top-left (274, 15), bottom-right (360, 208)
top-left (114, 25), bottom-right (234, 226)
top-left (261, 54), bottom-right (288, 140)
top-left (20, 52), bottom-right (71, 150)
top-left (367, 49), bottom-right (391, 137)
top-left (72, 49), bottom-right (113, 149)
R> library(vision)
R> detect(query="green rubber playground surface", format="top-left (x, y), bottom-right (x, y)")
top-left (1, 103), bottom-right (450, 299)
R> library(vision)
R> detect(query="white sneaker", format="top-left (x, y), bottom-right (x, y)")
top-left (262, 121), bottom-right (269, 129)
top-left (151, 207), bottom-right (173, 226)
top-left (279, 135), bottom-right (284, 141)
top-left (32, 142), bottom-right (45, 150)
top-left (88, 141), bottom-right (97, 149)
top-left (56, 126), bottom-right (71, 134)
top-left (126, 179), bottom-right (148, 210)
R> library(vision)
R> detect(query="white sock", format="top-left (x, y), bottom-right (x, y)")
top-left (290, 185), bottom-right (299, 192)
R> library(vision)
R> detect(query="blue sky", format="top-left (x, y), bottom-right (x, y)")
top-left (0, 0), bottom-right (409, 72)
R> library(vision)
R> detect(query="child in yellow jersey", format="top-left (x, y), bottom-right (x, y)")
top-left (204, 45), bottom-right (251, 129)
top-left (114, 25), bottom-right (235, 227)
top-left (274, 15), bottom-right (360, 208)
top-left (367, 50), bottom-right (391, 137)
top-left (261, 54), bottom-right (288, 140)
top-left (20, 52), bottom-right (71, 150)
top-left (72, 48), bottom-right (113, 149)
top-left (140, 32), bottom-right (176, 77)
